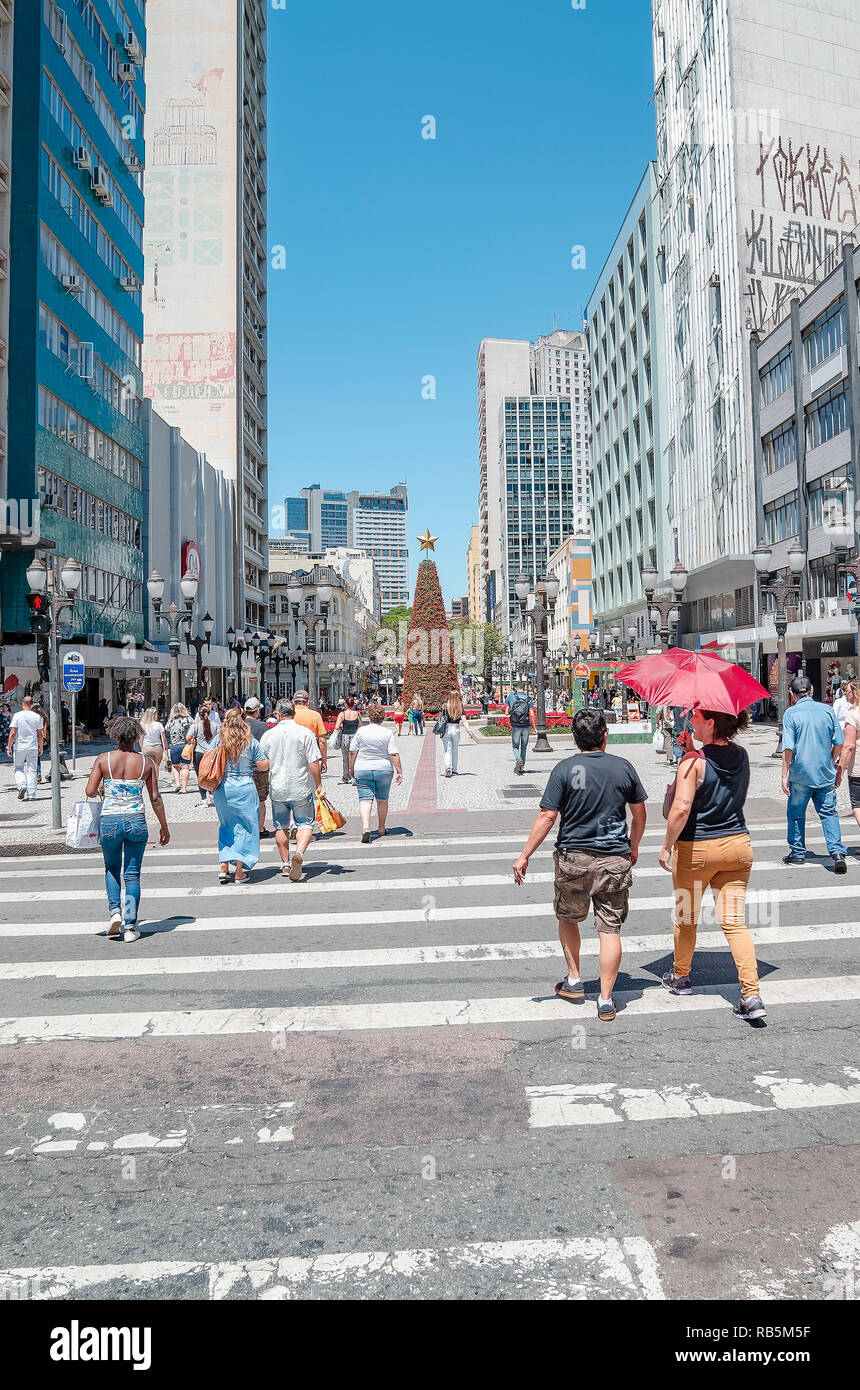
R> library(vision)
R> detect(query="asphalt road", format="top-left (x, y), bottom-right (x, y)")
top-left (0, 790), bottom-right (858, 1301)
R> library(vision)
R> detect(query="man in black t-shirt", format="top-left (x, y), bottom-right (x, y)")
top-left (513, 708), bottom-right (647, 1022)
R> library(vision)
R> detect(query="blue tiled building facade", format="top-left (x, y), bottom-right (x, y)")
top-left (3, 0), bottom-right (145, 643)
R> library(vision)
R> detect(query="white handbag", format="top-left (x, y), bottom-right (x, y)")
top-left (66, 799), bottom-right (102, 850)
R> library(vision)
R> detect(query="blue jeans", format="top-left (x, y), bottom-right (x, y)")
top-left (786, 783), bottom-right (846, 858)
top-left (511, 726), bottom-right (529, 766)
top-left (100, 815), bottom-right (148, 924)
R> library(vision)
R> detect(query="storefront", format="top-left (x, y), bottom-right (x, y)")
top-left (801, 634), bottom-right (858, 703)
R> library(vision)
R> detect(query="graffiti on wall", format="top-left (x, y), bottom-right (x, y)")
top-left (746, 135), bottom-right (860, 330)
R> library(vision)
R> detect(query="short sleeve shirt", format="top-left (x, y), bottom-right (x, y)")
top-left (294, 706), bottom-right (326, 739)
top-left (540, 751), bottom-right (647, 855)
top-left (350, 723), bottom-right (398, 771)
top-left (260, 721), bottom-right (320, 802)
top-left (10, 710), bottom-right (43, 751)
top-left (782, 698), bottom-right (843, 787)
top-left (844, 709), bottom-right (860, 776)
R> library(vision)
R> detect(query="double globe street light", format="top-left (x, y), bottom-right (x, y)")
top-left (515, 571), bottom-right (559, 753)
top-left (147, 568), bottom-right (200, 711)
top-left (287, 576), bottom-right (333, 710)
top-left (641, 558), bottom-right (689, 649)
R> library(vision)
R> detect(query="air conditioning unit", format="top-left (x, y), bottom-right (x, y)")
top-left (824, 475), bottom-right (849, 492)
top-left (87, 633), bottom-right (105, 647)
top-left (74, 146), bottom-right (91, 171)
top-left (90, 166), bottom-right (110, 200)
top-left (125, 30), bottom-right (144, 65)
top-left (124, 150), bottom-right (143, 173)
top-left (119, 276), bottom-right (139, 292)
top-left (60, 273), bottom-right (83, 294)
top-left (118, 62), bottom-right (137, 82)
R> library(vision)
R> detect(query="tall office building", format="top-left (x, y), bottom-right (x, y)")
top-left (586, 164), bottom-right (670, 635)
top-left (478, 329), bottom-right (588, 630)
top-left (142, 0), bottom-right (268, 629)
top-left (651, 0), bottom-right (860, 640)
top-left (347, 485), bottom-right (408, 614)
top-left (505, 396), bottom-right (587, 653)
top-left (3, 0), bottom-right (147, 647)
top-left (466, 523), bottom-right (482, 624)
top-left (283, 484), bottom-right (348, 551)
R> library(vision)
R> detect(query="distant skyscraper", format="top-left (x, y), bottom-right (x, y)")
top-left (347, 485), bottom-right (409, 614)
top-left (478, 330), bottom-right (588, 631)
top-left (283, 485), bottom-right (348, 551)
top-left (142, 0), bottom-right (268, 630)
top-left (466, 524), bottom-right (482, 624)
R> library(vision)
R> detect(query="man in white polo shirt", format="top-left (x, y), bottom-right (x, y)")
top-left (6, 695), bottom-right (44, 801)
top-left (260, 698), bottom-right (323, 882)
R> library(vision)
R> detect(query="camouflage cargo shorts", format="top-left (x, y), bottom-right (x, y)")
top-left (553, 848), bottom-right (633, 933)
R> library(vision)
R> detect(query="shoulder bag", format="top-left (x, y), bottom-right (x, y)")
top-left (197, 743), bottom-right (227, 792)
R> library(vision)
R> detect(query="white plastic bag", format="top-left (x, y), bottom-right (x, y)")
top-left (66, 800), bottom-right (102, 850)
top-left (652, 728), bottom-right (665, 753)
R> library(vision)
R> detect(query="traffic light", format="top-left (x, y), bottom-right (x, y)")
top-left (26, 592), bottom-right (51, 635)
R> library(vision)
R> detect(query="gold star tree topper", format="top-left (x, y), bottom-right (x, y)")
top-left (416, 528), bottom-right (439, 553)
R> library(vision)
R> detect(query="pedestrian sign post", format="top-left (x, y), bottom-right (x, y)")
top-left (572, 663), bottom-right (589, 715)
top-left (62, 651), bottom-right (84, 770)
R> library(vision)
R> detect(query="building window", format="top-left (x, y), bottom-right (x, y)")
top-left (763, 492), bottom-right (799, 543)
top-left (760, 347), bottom-right (794, 406)
top-left (806, 383), bottom-right (850, 450)
top-left (762, 419), bottom-right (797, 475)
top-left (804, 301), bottom-right (846, 371)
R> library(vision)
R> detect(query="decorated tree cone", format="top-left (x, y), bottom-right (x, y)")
top-left (400, 531), bottom-right (460, 712)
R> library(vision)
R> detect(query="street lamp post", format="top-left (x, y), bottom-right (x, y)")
top-left (641, 559), bottom-right (688, 650)
top-left (26, 555), bottom-right (82, 830)
top-left (270, 636), bottom-right (286, 700)
top-left (515, 571), bottom-right (559, 753)
top-left (256, 632), bottom-right (270, 707)
top-left (184, 612), bottom-right (213, 707)
top-left (226, 626), bottom-right (248, 701)
top-left (753, 539), bottom-right (806, 757)
top-left (287, 577), bottom-right (332, 710)
top-left (147, 569), bottom-right (199, 711)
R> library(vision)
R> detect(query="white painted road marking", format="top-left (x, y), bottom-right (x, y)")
top-left (4, 1101), bottom-right (297, 1155)
top-left (1, 919), bottom-right (857, 982)
top-left (0, 973), bottom-right (856, 1044)
top-left (0, 1234), bottom-right (664, 1300)
top-left (527, 1067), bottom-right (860, 1128)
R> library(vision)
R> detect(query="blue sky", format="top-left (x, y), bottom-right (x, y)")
top-left (267, 0), bottom-right (656, 605)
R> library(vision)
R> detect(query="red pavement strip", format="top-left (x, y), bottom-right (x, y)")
top-left (406, 731), bottom-right (473, 814)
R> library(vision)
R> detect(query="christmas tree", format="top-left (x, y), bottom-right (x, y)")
top-left (400, 531), bottom-right (460, 712)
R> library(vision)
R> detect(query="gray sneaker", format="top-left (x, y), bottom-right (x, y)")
top-left (597, 999), bottom-right (616, 1022)
top-left (733, 994), bottom-right (767, 1021)
top-left (661, 971), bottom-right (692, 996)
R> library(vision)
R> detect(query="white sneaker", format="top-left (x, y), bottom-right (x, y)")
top-left (108, 912), bottom-right (122, 940)
top-left (206, 794), bottom-right (215, 807)
top-left (123, 926), bottom-right (140, 943)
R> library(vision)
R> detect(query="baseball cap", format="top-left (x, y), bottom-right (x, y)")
top-left (244, 697), bottom-right (261, 712)
top-left (293, 690), bottom-right (309, 702)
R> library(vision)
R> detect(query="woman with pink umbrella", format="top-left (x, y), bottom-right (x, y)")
top-left (616, 648), bottom-right (769, 1023)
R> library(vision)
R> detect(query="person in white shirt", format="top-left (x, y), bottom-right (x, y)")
top-left (6, 695), bottom-right (44, 800)
top-left (259, 699), bottom-right (323, 881)
top-left (349, 700), bottom-right (403, 843)
top-left (832, 681), bottom-right (853, 732)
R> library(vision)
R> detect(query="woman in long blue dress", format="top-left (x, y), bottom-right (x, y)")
top-left (213, 708), bottom-right (269, 884)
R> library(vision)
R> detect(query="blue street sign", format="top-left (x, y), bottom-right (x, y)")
top-left (62, 650), bottom-right (85, 693)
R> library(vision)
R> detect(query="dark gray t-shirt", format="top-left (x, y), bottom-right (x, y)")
top-left (245, 717), bottom-right (269, 741)
top-left (540, 751), bottom-right (647, 855)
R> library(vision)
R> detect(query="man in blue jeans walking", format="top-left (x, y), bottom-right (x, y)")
top-left (781, 674), bottom-right (847, 873)
top-left (506, 685), bottom-right (535, 774)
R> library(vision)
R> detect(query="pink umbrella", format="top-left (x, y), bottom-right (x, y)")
top-left (614, 647), bottom-right (769, 716)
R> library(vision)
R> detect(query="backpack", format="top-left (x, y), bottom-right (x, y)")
top-left (509, 694), bottom-right (530, 727)
top-left (197, 744), bottom-right (226, 792)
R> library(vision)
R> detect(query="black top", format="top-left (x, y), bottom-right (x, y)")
top-left (245, 716), bottom-right (269, 740)
top-left (541, 751), bottom-right (647, 855)
top-left (341, 712), bottom-right (361, 729)
top-left (677, 744), bottom-right (749, 841)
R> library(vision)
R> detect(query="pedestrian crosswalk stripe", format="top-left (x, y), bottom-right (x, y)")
top-left (0, 883), bottom-right (851, 937)
top-left (4, 838), bottom-right (854, 878)
top-left (0, 1235), bottom-right (665, 1300)
top-left (3, 1102), bottom-right (297, 1157)
top-left (1, 920), bottom-right (857, 982)
top-left (526, 1067), bottom-right (860, 1128)
top-left (0, 973), bottom-right (856, 1044)
top-left (0, 859), bottom-right (837, 903)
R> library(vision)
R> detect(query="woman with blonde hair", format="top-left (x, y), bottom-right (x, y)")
top-left (213, 707), bottom-right (269, 884)
top-left (438, 689), bottom-right (477, 777)
top-left (140, 705), bottom-right (168, 778)
top-left (165, 702), bottom-right (193, 793)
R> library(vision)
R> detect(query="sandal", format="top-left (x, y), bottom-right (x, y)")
top-left (219, 872), bottom-right (231, 885)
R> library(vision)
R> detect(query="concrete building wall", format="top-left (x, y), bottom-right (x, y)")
top-left (466, 523), bottom-right (482, 624)
top-left (477, 337), bottom-right (530, 625)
